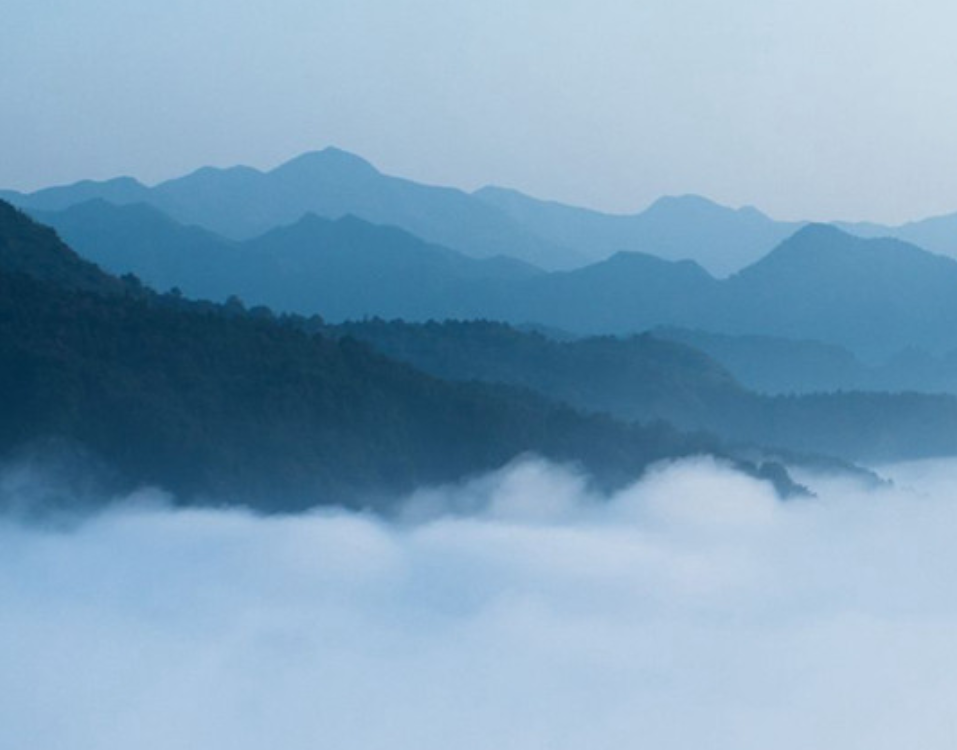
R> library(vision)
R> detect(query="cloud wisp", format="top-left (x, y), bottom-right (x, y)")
top-left (3, 456), bottom-right (957, 749)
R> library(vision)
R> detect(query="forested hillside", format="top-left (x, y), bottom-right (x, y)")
top-left (0, 201), bottom-right (753, 512)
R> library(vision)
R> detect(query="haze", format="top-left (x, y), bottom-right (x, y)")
top-left (5, 457), bottom-right (957, 749)
top-left (6, 0), bottom-right (957, 223)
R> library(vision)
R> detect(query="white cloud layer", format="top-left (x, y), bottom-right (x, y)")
top-left (3, 456), bottom-right (957, 749)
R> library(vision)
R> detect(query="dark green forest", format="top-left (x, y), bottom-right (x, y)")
top-left (0, 201), bottom-right (748, 512)
top-left (8, 196), bottom-right (953, 518)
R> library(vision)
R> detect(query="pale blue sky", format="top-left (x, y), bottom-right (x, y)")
top-left (5, 0), bottom-right (957, 222)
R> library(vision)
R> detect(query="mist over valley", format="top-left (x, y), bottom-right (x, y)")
top-left (5, 456), bottom-right (957, 749)
top-left (6, 1), bottom-right (957, 740)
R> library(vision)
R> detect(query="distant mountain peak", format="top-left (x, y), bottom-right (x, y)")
top-left (788, 222), bottom-right (849, 242)
top-left (272, 147), bottom-right (379, 177)
top-left (79, 175), bottom-right (146, 190)
top-left (282, 211), bottom-right (390, 235)
top-left (51, 198), bottom-right (178, 226)
top-left (292, 211), bottom-right (332, 227)
top-left (598, 249), bottom-right (712, 278)
top-left (287, 211), bottom-right (379, 231)
top-left (256, 211), bottom-right (418, 246)
top-left (158, 163), bottom-right (263, 192)
top-left (737, 223), bottom-right (951, 284)
top-left (645, 194), bottom-right (771, 220)
top-left (473, 184), bottom-right (515, 197)
top-left (189, 164), bottom-right (262, 178)
top-left (648, 194), bottom-right (720, 210)
top-left (745, 224), bottom-right (861, 267)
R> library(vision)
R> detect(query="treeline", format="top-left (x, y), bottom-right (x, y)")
top-left (1, 201), bottom-right (758, 513)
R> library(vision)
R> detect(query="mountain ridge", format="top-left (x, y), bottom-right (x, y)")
top-left (34, 200), bottom-right (957, 359)
top-left (0, 198), bottom-right (749, 511)
top-left (6, 148), bottom-right (586, 271)
top-left (474, 185), bottom-right (804, 276)
top-left (12, 146), bottom-right (957, 275)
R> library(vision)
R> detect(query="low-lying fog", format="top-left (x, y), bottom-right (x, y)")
top-left (3, 456), bottom-right (957, 749)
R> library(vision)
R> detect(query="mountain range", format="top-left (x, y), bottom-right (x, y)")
top-left (13, 195), bottom-right (957, 515)
top-left (474, 188), bottom-right (801, 276)
top-left (2, 149), bottom-right (583, 270)
top-left (33, 198), bottom-right (957, 360)
top-left (8, 147), bottom-right (957, 278)
top-left (32, 199), bottom-right (540, 322)
top-left (654, 329), bottom-right (957, 396)
top-left (836, 214), bottom-right (957, 263)
top-left (326, 318), bottom-right (957, 464)
top-left (6, 199), bottom-right (800, 512)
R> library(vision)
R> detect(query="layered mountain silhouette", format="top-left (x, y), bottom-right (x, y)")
top-left (474, 188), bottom-right (802, 277)
top-left (655, 328), bottom-right (957, 396)
top-left (12, 196), bottom-right (957, 515)
top-left (30, 200), bottom-right (241, 300)
top-left (35, 199), bottom-right (957, 360)
top-left (654, 328), bottom-right (878, 395)
top-left (9, 146), bottom-right (957, 279)
top-left (328, 318), bottom-right (957, 464)
top-left (32, 199), bottom-right (541, 321)
top-left (502, 222), bottom-right (957, 363)
top-left (836, 213), bottom-right (957, 262)
top-left (476, 184), bottom-right (957, 271)
top-left (0, 176), bottom-right (151, 211)
top-left (0, 201), bottom-right (126, 295)
top-left (4, 199), bottom-right (772, 511)
top-left (5, 149), bottom-right (585, 270)
top-left (714, 225), bottom-right (957, 358)
top-left (331, 319), bottom-right (746, 430)
top-left (33, 199), bottom-right (720, 333)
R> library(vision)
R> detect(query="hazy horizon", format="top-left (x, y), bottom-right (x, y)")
top-left (7, 0), bottom-right (957, 224)
top-left (0, 145), bottom-right (803, 223)
top-left (5, 144), bottom-right (956, 229)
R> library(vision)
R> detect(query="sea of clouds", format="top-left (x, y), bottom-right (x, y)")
top-left (3, 455), bottom-right (957, 749)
